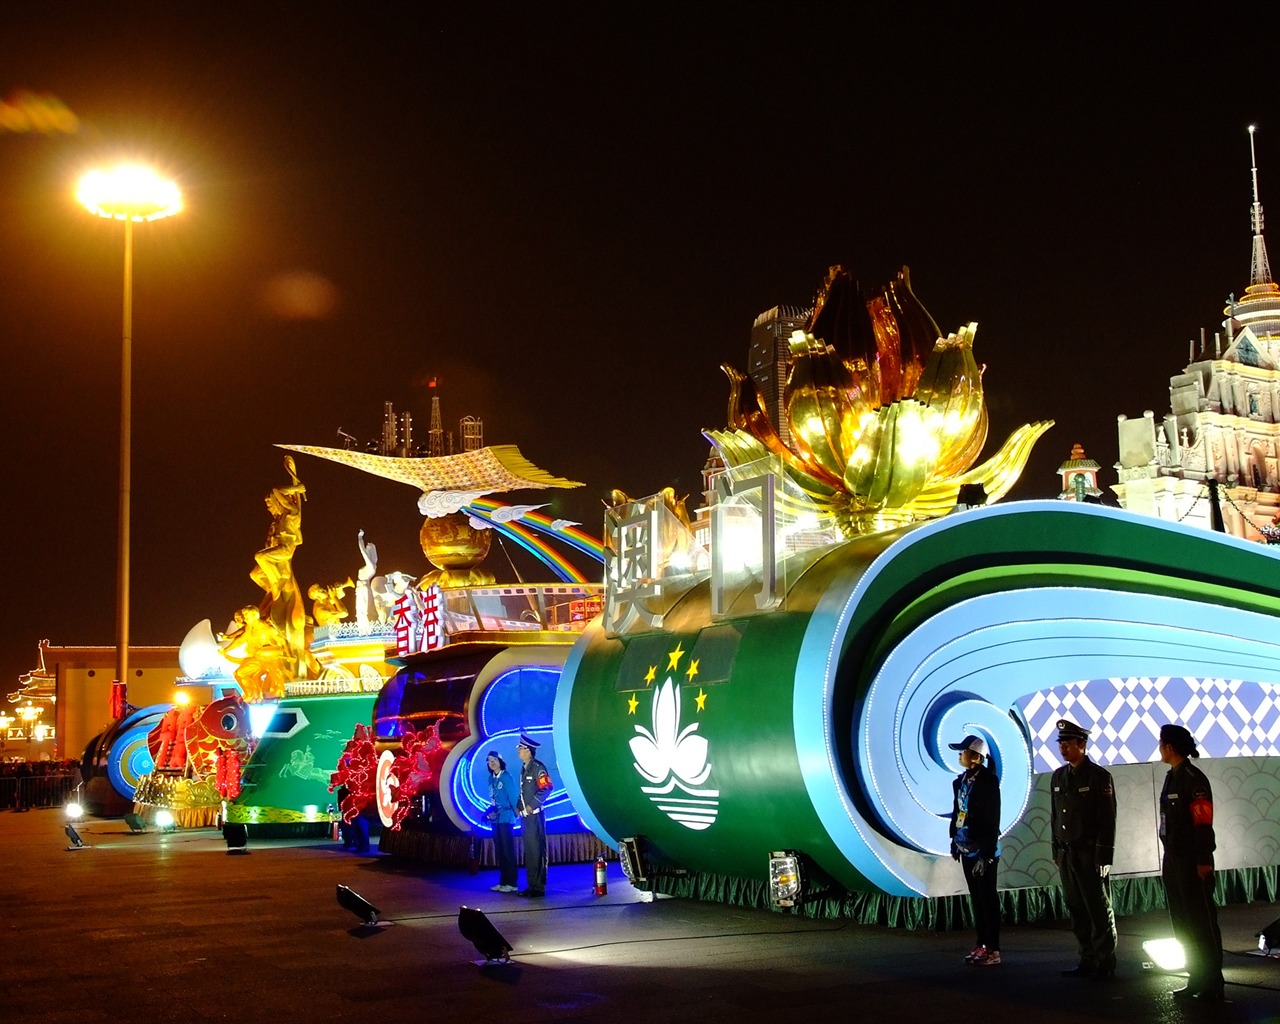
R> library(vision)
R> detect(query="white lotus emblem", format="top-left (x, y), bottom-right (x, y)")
top-left (631, 678), bottom-right (719, 830)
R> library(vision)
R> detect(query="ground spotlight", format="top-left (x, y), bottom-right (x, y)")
top-left (64, 824), bottom-right (86, 850)
top-left (768, 850), bottom-right (804, 908)
top-left (618, 836), bottom-right (648, 886)
top-left (1141, 937), bottom-right (1186, 971)
top-left (123, 812), bottom-right (147, 833)
top-left (336, 884), bottom-right (381, 926)
top-left (64, 801), bottom-right (83, 820)
top-left (222, 822), bottom-right (249, 855)
top-left (1258, 915), bottom-right (1280, 955)
top-left (155, 809), bottom-right (176, 831)
top-left (458, 906), bottom-right (513, 965)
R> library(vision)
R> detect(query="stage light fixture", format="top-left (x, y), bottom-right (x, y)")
top-left (336, 884), bottom-right (381, 926)
top-left (768, 850), bottom-right (804, 907)
top-left (65, 801), bottom-right (83, 820)
top-left (954, 483), bottom-right (988, 512)
top-left (618, 836), bottom-right (648, 886)
top-left (222, 822), bottom-right (249, 854)
top-left (1258, 915), bottom-right (1280, 955)
top-left (64, 824), bottom-right (86, 850)
top-left (155, 809), bottom-right (176, 831)
top-left (123, 812), bottom-right (147, 833)
top-left (458, 906), bottom-right (513, 965)
top-left (1141, 937), bottom-right (1186, 971)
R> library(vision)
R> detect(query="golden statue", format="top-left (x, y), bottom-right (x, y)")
top-left (219, 606), bottom-right (289, 704)
top-left (308, 578), bottom-right (354, 626)
top-left (709, 265), bottom-right (1052, 537)
top-left (250, 456), bottom-right (319, 683)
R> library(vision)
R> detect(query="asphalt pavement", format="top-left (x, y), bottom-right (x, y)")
top-left (3, 809), bottom-right (1277, 1024)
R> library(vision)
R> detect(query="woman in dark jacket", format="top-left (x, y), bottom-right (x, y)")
top-left (949, 734), bottom-right (1002, 965)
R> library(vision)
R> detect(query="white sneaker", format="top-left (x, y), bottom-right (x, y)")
top-left (489, 884), bottom-right (505, 891)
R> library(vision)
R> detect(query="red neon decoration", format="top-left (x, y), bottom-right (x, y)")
top-left (329, 723), bottom-right (378, 823)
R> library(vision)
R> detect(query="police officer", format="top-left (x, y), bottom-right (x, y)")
top-left (1158, 724), bottom-right (1224, 1002)
top-left (1050, 719), bottom-right (1118, 978)
top-left (516, 735), bottom-right (552, 898)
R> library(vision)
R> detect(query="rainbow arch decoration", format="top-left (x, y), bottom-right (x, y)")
top-left (555, 501), bottom-right (1280, 897)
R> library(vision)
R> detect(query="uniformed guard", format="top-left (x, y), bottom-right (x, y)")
top-left (1158, 724), bottom-right (1224, 1002)
top-left (516, 734), bottom-right (553, 898)
top-left (1050, 718), bottom-right (1118, 978)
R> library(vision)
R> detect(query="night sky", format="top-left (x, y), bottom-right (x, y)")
top-left (0, 4), bottom-right (1273, 697)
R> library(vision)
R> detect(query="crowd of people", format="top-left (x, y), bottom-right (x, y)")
top-left (0, 759), bottom-right (82, 811)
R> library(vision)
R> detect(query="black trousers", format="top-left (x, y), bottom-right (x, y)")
top-left (522, 811), bottom-right (547, 893)
top-left (962, 856), bottom-right (1000, 951)
top-left (493, 822), bottom-right (518, 887)
top-left (1059, 846), bottom-right (1117, 968)
top-left (1162, 855), bottom-right (1223, 994)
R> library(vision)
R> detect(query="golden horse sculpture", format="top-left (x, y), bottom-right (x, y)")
top-left (708, 265), bottom-right (1052, 537)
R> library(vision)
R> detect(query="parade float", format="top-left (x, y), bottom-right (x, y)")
top-left (554, 265), bottom-right (1280, 921)
top-left (259, 439), bottom-right (609, 862)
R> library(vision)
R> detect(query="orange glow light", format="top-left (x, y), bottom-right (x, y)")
top-left (77, 164), bottom-right (182, 222)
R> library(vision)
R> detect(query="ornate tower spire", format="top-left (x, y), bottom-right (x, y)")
top-left (1249, 125), bottom-right (1272, 286)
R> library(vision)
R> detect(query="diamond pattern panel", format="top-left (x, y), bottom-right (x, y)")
top-left (1019, 678), bottom-right (1280, 773)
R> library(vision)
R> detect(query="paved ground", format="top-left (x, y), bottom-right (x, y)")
top-left (3, 809), bottom-right (1278, 1024)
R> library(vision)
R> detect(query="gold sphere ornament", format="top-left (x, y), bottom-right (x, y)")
top-left (418, 513), bottom-right (495, 588)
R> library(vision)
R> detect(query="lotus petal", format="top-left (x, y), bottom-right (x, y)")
top-left (672, 732), bottom-right (711, 786)
top-left (629, 734), bottom-right (668, 784)
top-left (912, 324), bottom-right (988, 478)
top-left (785, 332), bottom-right (860, 481)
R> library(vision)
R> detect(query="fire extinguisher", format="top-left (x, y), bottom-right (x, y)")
top-left (594, 854), bottom-right (608, 896)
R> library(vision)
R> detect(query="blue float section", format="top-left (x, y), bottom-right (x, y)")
top-left (447, 664), bottom-right (578, 832)
top-left (105, 703), bottom-right (170, 800)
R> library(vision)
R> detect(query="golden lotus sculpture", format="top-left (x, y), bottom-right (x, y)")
top-left (708, 265), bottom-right (1052, 536)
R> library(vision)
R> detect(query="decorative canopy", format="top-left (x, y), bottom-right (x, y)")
top-left (277, 443), bottom-right (582, 501)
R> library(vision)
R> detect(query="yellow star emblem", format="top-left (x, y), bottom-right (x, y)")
top-left (644, 665), bottom-right (656, 686)
top-left (695, 688), bottom-right (708, 712)
top-left (627, 694), bottom-right (639, 715)
top-left (666, 642), bottom-right (685, 672)
top-left (685, 658), bottom-right (700, 682)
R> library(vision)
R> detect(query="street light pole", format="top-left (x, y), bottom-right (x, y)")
top-left (77, 165), bottom-right (181, 692)
top-left (118, 215), bottom-right (133, 688)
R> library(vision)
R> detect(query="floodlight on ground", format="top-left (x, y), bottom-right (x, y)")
top-left (458, 906), bottom-right (513, 965)
top-left (336, 884), bottom-right (380, 926)
top-left (1259, 915), bottom-right (1280, 955)
top-left (64, 824), bottom-right (86, 850)
top-left (618, 836), bottom-right (648, 886)
top-left (123, 812), bottom-right (147, 833)
top-left (65, 801), bottom-right (83, 820)
top-left (1141, 937), bottom-right (1186, 971)
top-left (155, 809), bottom-right (176, 831)
top-left (222, 822), bottom-right (249, 854)
top-left (768, 850), bottom-right (804, 907)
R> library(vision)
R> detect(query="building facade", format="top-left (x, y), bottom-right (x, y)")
top-left (1114, 129), bottom-right (1280, 540)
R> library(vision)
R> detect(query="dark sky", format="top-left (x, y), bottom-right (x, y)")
top-left (1, 3), bottom-right (1273, 697)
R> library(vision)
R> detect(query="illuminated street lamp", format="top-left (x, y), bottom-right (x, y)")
top-left (76, 165), bottom-right (182, 691)
top-left (0, 710), bottom-right (11, 757)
